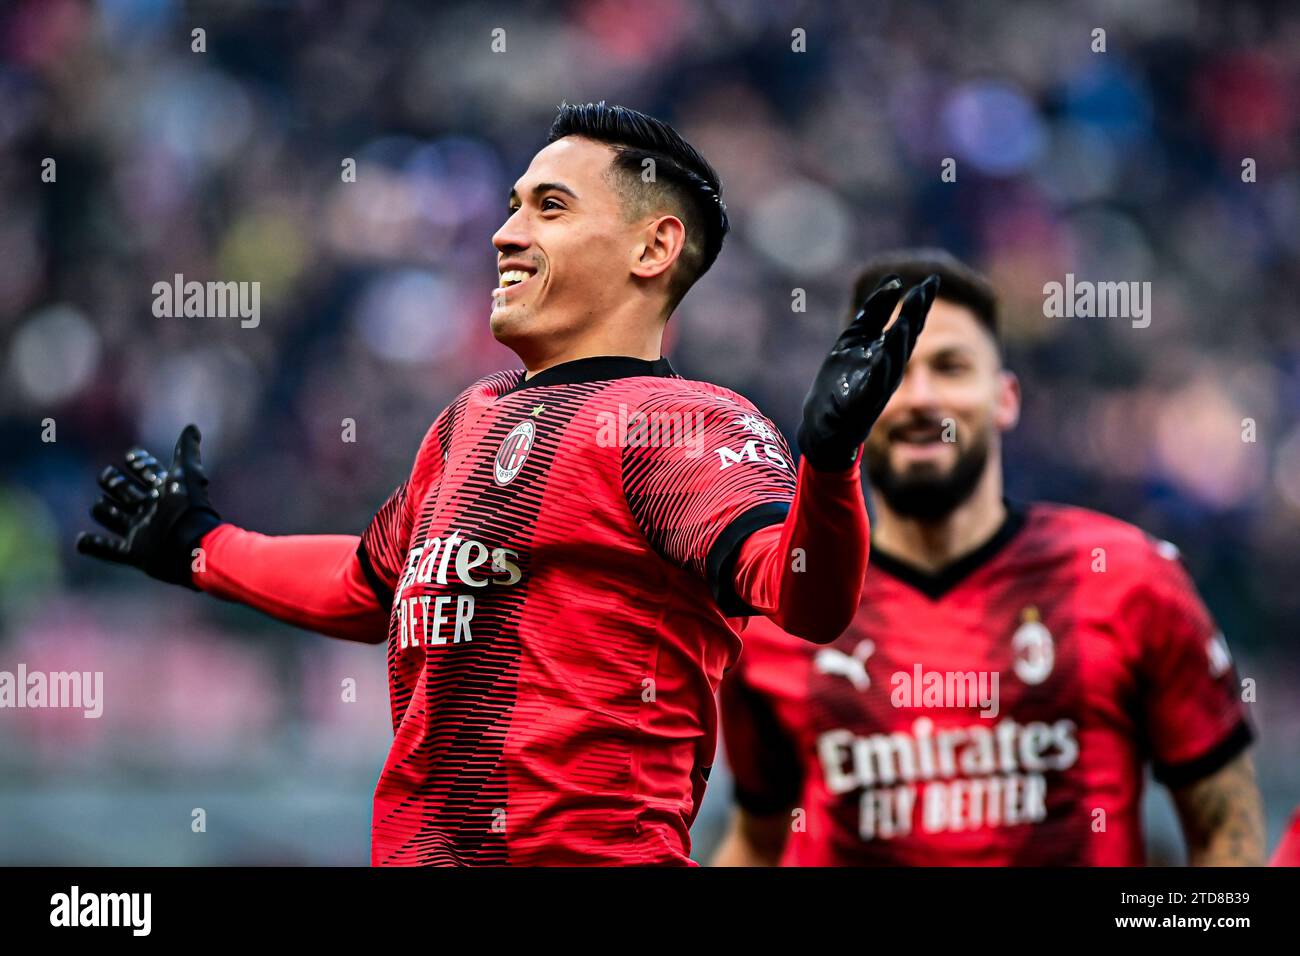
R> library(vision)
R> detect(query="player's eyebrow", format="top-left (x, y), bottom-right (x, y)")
top-left (509, 181), bottom-right (580, 205)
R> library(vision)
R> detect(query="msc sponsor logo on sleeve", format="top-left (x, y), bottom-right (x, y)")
top-left (714, 414), bottom-right (790, 471)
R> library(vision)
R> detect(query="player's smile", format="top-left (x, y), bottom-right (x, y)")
top-left (886, 418), bottom-right (954, 466)
top-left (492, 258), bottom-right (543, 310)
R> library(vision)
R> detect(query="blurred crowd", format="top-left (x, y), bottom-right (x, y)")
top-left (1, 0), bottom-right (1298, 863)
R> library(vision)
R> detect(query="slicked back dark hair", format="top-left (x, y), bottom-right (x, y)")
top-left (547, 101), bottom-right (729, 314)
top-left (850, 248), bottom-right (1000, 353)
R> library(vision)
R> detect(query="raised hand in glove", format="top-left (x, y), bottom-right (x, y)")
top-left (796, 273), bottom-right (939, 471)
top-left (76, 424), bottom-right (224, 590)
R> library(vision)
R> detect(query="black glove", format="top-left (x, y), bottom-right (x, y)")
top-left (797, 273), bottom-right (939, 471)
top-left (76, 424), bottom-right (224, 590)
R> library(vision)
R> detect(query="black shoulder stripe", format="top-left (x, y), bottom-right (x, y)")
top-left (1153, 719), bottom-right (1254, 789)
top-left (706, 501), bottom-right (791, 617)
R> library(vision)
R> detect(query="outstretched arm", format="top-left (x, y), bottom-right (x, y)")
top-left (195, 525), bottom-right (389, 644)
top-left (731, 274), bottom-right (938, 643)
top-left (76, 425), bottom-right (389, 644)
top-left (730, 460), bottom-right (868, 643)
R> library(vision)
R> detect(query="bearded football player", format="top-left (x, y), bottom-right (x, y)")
top-left (75, 103), bottom-right (938, 866)
top-left (714, 249), bottom-right (1265, 867)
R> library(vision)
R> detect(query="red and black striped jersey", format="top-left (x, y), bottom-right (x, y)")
top-left (721, 503), bottom-right (1253, 866)
top-left (357, 355), bottom-right (796, 865)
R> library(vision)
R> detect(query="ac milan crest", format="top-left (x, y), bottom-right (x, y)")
top-left (494, 419), bottom-right (536, 486)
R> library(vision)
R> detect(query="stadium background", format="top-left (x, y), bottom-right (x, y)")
top-left (1, 0), bottom-right (1297, 864)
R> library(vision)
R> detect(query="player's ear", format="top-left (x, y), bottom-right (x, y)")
top-left (630, 214), bottom-right (685, 282)
top-left (995, 369), bottom-right (1021, 432)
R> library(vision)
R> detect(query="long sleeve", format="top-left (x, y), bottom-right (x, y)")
top-left (194, 523), bottom-right (390, 644)
top-left (730, 458), bottom-right (869, 644)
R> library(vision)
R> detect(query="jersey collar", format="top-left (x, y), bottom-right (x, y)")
top-left (505, 355), bottom-right (677, 393)
top-left (868, 501), bottom-right (1027, 600)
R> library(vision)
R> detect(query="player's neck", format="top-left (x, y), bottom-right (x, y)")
top-left (869, 463), bottom-right (1007, 574)
top-left (519, 312), bottom-right (666, 380)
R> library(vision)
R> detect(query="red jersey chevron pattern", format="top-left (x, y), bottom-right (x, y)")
top-left (722, 504), bottom-right (1253, 865)
top-left (358, 356), bottom-right (796, 865)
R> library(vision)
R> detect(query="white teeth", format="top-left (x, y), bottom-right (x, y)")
top-left (498, 270), bottom-right (531, 288)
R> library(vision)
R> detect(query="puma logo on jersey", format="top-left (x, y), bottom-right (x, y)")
top-left (815, 639), bottom-right (875, 690)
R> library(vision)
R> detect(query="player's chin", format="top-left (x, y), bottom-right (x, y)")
top-left (489, 304), bottom-right (527, 340)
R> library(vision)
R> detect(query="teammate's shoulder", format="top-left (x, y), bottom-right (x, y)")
top-left (1025, 501), bottom-right (1149, 543)
top-left (1025, 501), bottom-right (1189, 576)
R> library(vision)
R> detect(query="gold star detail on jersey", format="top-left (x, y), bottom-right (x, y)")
top-left (530, 404), bottom-right (546, 417)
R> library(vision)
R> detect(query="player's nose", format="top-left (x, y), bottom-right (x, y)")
top-left (492, 211), bottom-right (532, 256)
